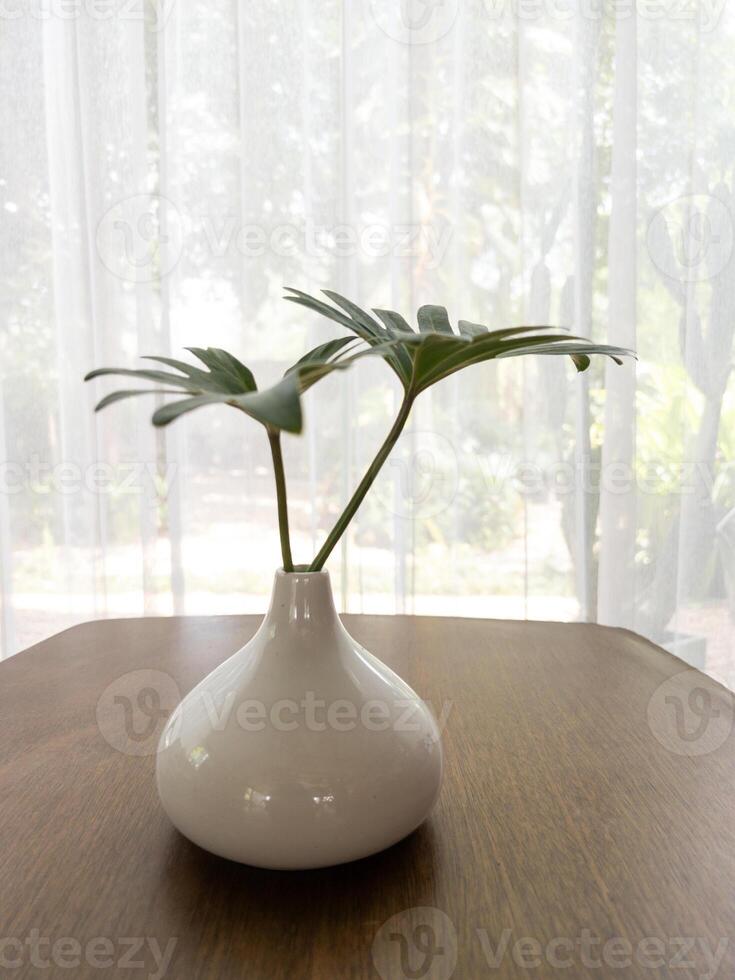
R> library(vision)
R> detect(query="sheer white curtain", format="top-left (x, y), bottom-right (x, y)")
top-left (1, 0), bottom-right (733, 684)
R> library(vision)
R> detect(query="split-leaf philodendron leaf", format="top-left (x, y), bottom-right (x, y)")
top-left (84, 339), bottom-right (406, 434)
top-left (85, 289), bottom-right (633, 435)
top-left (282, 287), bottom-right (634, 397)
top-left (84, 287), bottom-right (635, 572)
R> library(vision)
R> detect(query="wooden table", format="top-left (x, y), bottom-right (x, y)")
top-left (1, 615), bottom-right (734, 979)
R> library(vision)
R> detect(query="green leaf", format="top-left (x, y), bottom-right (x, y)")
top-left (370, 308), bottom-right (417, 382)
top-left (417, 305), bottom-right (454, 335)
top-left (87, 348), bottom-right (300, 433)
top-left (372, 309), bottom-right (414, 334)
top-left (457, 320), bottom-right (488, 338)
top-left (281, 290), bottom-right (633, 397)
top-left (140, 356), bottom-right (223, 390)
top-left (570, 354), bottom-right (591, 372)
top-left (411, 333), bottom-right (468, 388)
top-left (234, 372), bottom-right (302, 432)
top-left (493, 340), bottom-right (631, 362)
top-left (94, 389), bottom-right (183, 412)
top-left (84, 367), bottom-right (201, 391)
top-left (321, 290), bottom-right (385, 339)
top-left (185, 347), bottom-right (257, 393)
top-left (293, 339), bottom-right (413, 394)
top-left (411, 328), bottom-right (634, 393)
top-left (321, 288), bottom-right (419, 386)
top-left (285, 288), bottom-right (413, 387)
top-left (152, 394), bottom-right (229, 427)
top-left (149, 374), bottom-right (303, 433)
top-left (287, 336), bottom-right (359, 374)
top-left (283, 288), bottom-right (359, 334)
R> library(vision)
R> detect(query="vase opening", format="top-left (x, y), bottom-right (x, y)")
top-left (265, 568), bottom-right (339, 632)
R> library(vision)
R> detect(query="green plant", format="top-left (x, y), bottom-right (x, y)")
top-left (85, 288), bottom-right (634, 573)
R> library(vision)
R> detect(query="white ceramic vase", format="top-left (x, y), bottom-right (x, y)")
top-left (156, 569), bottom-right (443, 869)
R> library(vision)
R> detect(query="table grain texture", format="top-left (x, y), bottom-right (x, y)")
top-left (1, 615), bottom-right (734, 979)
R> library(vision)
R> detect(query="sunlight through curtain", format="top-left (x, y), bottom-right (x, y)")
top-left (1, 0), bottom-right (733, 686)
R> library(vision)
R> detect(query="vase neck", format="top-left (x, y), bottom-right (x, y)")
top-left (263, 569), bottom-right (341, 633)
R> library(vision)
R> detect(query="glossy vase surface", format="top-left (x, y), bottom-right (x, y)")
top-left (156, 569), bottom-right (443, 869)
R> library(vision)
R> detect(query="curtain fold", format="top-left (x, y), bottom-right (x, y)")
top-left (1, 0), bottom-right (733, 685)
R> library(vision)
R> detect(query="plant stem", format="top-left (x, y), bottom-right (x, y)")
top-left (267, 429), bottom-right (294, 572)
top-left (309, 393), bottom-right (414, 571)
